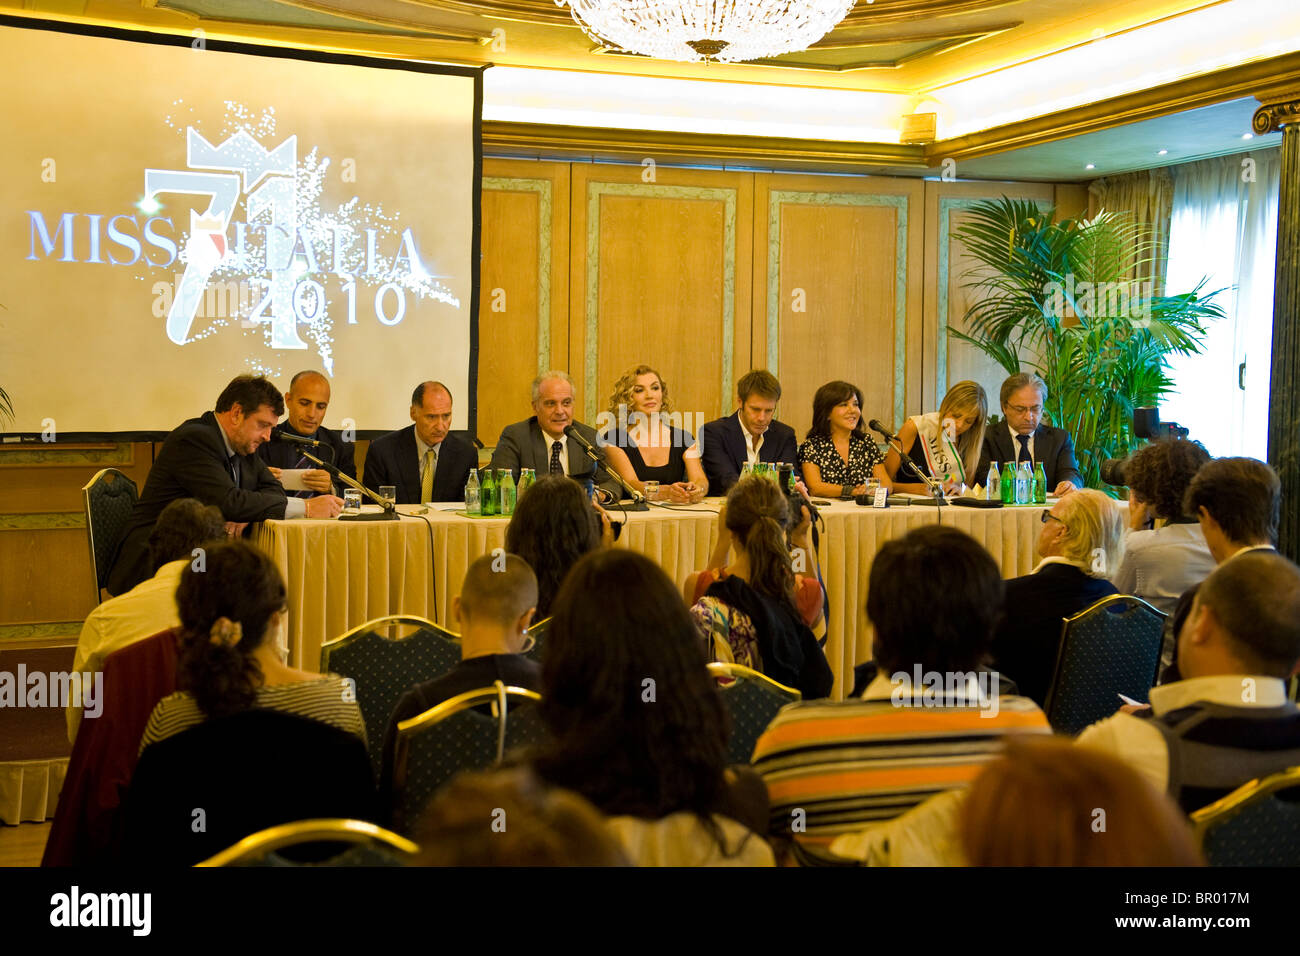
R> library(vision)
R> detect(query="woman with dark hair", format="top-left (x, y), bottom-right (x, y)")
top-left (139, 540), bottom-right (365, 749)
top-left (686, 477), bottom-right (831, 697)
top-left (1110, 439), bottom-right (1214, 614)
top-left (799, 380), bottom-right (889, 500)
top-left (531, 549), bottom-right (774, 865)
top-left (505, 474), bottom-right (611, 620)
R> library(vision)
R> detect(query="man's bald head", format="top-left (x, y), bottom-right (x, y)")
top-left (459, 553), bottom-right (538, 627)
top-left (285, 370), bottom-right (331, 435)
top-left (410, 381), bottom-right (453, 447)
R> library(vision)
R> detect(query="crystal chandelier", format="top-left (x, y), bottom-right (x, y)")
top-left (556, 0), bottom-right (858, 64)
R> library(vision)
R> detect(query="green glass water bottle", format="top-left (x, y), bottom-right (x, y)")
top-left (480, 468), bottom-right (497, 516)
top-left (999, 461), bottom-right (1014, 504)
top-left (1033, 462), bottom-right (1047, 504)
top-left (500, 469), bottom-right (517, 516)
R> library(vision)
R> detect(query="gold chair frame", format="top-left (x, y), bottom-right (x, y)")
top-left (706, 661), bottom-right (802, 699)
top-left (320, 614), bottom-right (453, 672)
top-left (195, 818), bottom-right (419, 867)
top-left (1189, 765), bottom-right (1300, 850)
top-left (1044, 592), bottom-right (1166, 715)
top-left (392, 681), bottom-right (542, 792)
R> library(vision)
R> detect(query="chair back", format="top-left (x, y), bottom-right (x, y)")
top-left (1191, 766), bottom-right (1300, 866)
top-left (1045, 594), bottom-right (1165, 736)
top-left (522, 616), bottom-right (550, 664)
top-left (707, 662), bottom-right (801, 763)
top-left (320, 615), bottom-right (462, 777)
top-left (390, 681), bottom-right (544, 835)
top-left (81, 468), bottom-right (139, 603)
top-left (197, 818), bottom-right (420, 867)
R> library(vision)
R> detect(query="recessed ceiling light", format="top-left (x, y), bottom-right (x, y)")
top-left (1242, 133), bottom-right (1254, 140)
top-left (1085, 163), bottom-right (1095, 170)
top-left (1157, 149), bottom-right (1168, 155)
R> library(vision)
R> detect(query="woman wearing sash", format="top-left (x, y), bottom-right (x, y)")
top-left (885, 381), bottom-right (987, 495)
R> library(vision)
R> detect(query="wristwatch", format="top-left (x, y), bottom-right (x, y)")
top-left (839, 484), bottom-right (854, 499)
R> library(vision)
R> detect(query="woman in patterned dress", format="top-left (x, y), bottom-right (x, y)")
top-left (798, 380), bottom-right (889, 499)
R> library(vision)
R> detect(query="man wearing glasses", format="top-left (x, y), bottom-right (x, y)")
top-left (975, 373), bottom-right (1083, 496)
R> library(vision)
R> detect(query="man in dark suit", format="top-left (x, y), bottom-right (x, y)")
top-left (106, 376), bottom-right (343, 595)
top-left (488, 371), bottom-right (621, 501)
top-left (699, 369), bottom-right (799, 497)
top-left (258, 370), bottom-right (356, 497)
top-left (362, 381), bottom-right (477, 504)
top-left (975, 372), bottom-right (1084, 495)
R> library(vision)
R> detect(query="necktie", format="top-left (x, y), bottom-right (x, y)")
top-left (1016, 434), bottom-right (1032, 465)
top-left (228, 454), bottom-right (240, 488)
top-left (549, 440), bottom-right (563, 477)
top-left (421, 447), bottom-right (437, 502)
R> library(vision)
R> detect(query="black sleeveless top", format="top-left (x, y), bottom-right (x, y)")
top-left (606, 425), bottom-right (693, 486)
top-left (901, 436), bottom-right (932, 481)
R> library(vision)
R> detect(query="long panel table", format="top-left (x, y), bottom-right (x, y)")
top-left (256, 498), bottom-right (1062, 699)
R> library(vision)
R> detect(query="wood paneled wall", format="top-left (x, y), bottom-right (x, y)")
top-left (1, 160), bottom-right (1090, 638)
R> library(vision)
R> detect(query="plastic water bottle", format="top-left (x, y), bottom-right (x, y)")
top-left (500, 469), bottom-right (517, 516)
top-left (985, 462), bottom-right (999, 501)
top-left (1033, 462), bottom-right (1047, 504)
top-left (465, 468), bottom-right (481, 516)
top-left (481, 468), bottom-right (497, 516)
top-left (999, 461), bottom-right (1014, 504)
top-left (1015, 461), bottom-right (1031, 505)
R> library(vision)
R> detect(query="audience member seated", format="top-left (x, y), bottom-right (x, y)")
top-left (529, 549), bottom-right (775, 866)
top-left (1110, 438), bottom-right (1214, 614)
top-left (975, 372), bottom-right (1083, 495)
top-left (885, 380), bottom-right (988, 495)
top-left (379, 554), bottom-right (541, 818)
top-left (600, 364), bottom-right (708, 503)
top-left (505, 475), bottom-right (611, 620)
top-left (1158, 456), bottom-right (1281, 682)
top-left (961, 737), bottom-right (1202, 866)
top-left (107, 375), bottom-right (341, 595)
top-left (753, 526), bottom-right (1050, 864)
top-left (68, 498), bottom-right (225, 743)
top-left (798, 380), bottom-right (888, 499)
top-left (137, 540), bottom-right (366, 752)
top-left (700, 369), bottom-right (799, 497)
top-left (413, 766), bottom-right (629, 866)
top-left (686, 477), bottom-right (831, 697)
top-left (828, 737), bottom-right (1201, 866)
top-left (990, 489), bottom-right (1125, 707)
top-left (1078, 551), bottom-right (1300, 813)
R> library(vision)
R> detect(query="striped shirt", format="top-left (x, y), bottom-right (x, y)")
top-left (139, 676), bottom-right (367, 753)
top-left (752, 674), bottom-right (1049, 861)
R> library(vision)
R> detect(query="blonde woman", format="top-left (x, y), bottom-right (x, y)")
top-left (884, 380), bottom-right (988, 495)
top-left (989, 489), bottom-right (1126, 706)
top-left (601, 364), bottom-right (708, 503)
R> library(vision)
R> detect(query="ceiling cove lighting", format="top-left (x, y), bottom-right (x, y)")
top-left (555, 0), bottom-right (857, 63)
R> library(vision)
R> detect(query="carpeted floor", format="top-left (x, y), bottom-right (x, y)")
top-left (0, 646), bottom-right (76, 761)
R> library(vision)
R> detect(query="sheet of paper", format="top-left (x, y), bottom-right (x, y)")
top-left (279, 468), bottom-right (312, 491)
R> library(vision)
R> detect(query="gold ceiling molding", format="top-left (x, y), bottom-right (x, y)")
top-left (929, 51), bottom-right (1300, 163)
top-left (1253, 86), bottom-right (1300, 134)
top-left (155, 0), bottom-right (494, 42)
top-left (482, 120), bottom-right (928, 172)
top-left (409, 0), bottom-right (1021, 29)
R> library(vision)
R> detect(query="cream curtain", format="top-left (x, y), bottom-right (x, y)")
top-left (1088, 167), bottom-right (1175, 295)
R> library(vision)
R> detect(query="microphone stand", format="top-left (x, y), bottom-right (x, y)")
top-left (579, 445), bottom-right (649, 512)
top-left (870, 424), bottom-right (947, 510)
top-left (298, 448), bottom-right (399, 521)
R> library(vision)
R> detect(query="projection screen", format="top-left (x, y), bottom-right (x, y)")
top-left (0, 16), bottom-right (482, 438)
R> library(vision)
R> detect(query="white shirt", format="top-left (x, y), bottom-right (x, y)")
top-left (1007, 424), bottom-right (1034, 464)
top-left (221, 423), bottom-right (304, 518)
top-left (1076, 674), bottom-right (1290, 794)
top-left (540, 428), bottom-right (570, 477)
top-left (67, 558), bottom-right (187, 742)
top-left (1110, 522), bottom-right (1216, 615)
top-left (739, 411), bottom-right (764, 465)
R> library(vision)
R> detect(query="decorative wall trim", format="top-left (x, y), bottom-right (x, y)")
top-left (0, 512), bottom-right (85, 531)
top-left (0, 622), bottom-right (82, 643)
top-left (0, 443), bottom-right (131, 466)
top-left (767, 190), bottom-right (909, 426)
top-left (483, 176), bottom-right (554, 373)
top-left (584, 181), bottom-right (737, 423)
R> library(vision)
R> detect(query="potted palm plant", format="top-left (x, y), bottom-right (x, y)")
top-left (949, 197), bottom-right (1224, 490)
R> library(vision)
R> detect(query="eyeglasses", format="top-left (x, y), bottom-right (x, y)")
top-left (1041, 509), bottom-right (1068, 529)
top-left (1008, 404), bottom-right (1043, 415)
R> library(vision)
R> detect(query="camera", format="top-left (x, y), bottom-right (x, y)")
top-left (1100, 406), bottom-right (1191, 487)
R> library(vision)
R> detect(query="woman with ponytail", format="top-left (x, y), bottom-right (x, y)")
top-left (139, 540), bottom-right (365, 750)
top-left (686, 477), bottom-right (833, 698)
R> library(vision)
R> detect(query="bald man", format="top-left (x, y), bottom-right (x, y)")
top-left (363, 381), bottom-right (477, 503)
top-left (258, 370), bottom-right (356, 497)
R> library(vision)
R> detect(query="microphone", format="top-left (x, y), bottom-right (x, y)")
top-left (563, 424), bottom-right (648, 510)
top-left (563, 423), bottom-right (599, 457)
top-left (272, 427), bottom-right (321, 447)
top-left (868, 419), bottom-right (898, 441)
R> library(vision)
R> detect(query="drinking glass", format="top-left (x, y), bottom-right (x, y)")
top-left (643, 480), bottom-right (660, 501)
top-left (342, 488), bottom-right (362, 515)
top-left (379, 485), bottom-right (397, 508)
